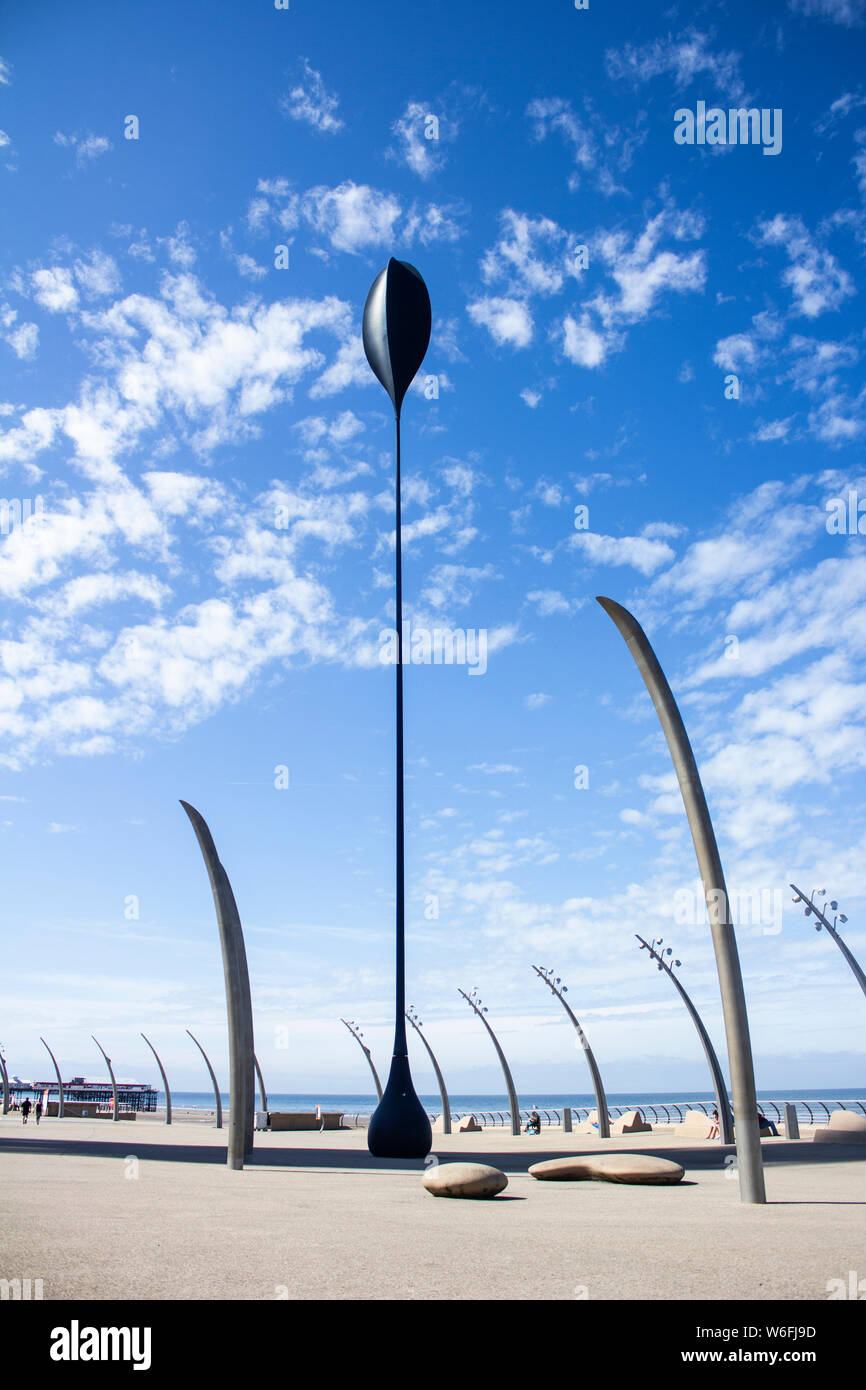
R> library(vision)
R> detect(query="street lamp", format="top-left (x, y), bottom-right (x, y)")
top-left (406, 1005), bottom-right (451, 1134)
top-left (340, 1018), bottom-right (383, 1102)
top-left (362, 258), bottom-right (433, 1159)
top-left (458, 987), bottom-right (521, 1136)
top-left (791, 884), bottom-right (866, 1002)
top-left (636, 935), bottom-right (734, 1143)
top-left (532, 965), bottom-right (610, 1137)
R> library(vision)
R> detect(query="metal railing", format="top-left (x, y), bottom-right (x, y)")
top-left (339, 1099), bottom-right (866, 1129)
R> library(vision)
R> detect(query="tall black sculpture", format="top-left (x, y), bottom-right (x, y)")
top-left (363, 259), bottom-right (433, 1159)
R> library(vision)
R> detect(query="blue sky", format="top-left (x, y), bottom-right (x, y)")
top-left (2, 0), bottom-right (866, 1098)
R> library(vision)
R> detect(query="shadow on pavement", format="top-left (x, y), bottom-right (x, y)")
top-left (3, 1133), bottom-right (866, 1175)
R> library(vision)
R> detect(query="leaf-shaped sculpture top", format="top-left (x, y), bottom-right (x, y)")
top-left (362, 258), bottom-right (431, 415)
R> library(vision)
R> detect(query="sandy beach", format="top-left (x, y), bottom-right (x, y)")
top-left (2, 1113), bottom-right (864, 1301)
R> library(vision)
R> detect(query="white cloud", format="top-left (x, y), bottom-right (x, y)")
top-left (524, 692), bottom-right (551, 709)
top-left (54, 131), bottom-right (112, 168)
top-left (789, 0), bottom-right (865, 25)
top-left (571, 530), bottom-right (675, 576)
top-left (0, 306), bottom-right (38, 359)
top-left (31, 266), bottom-right (79, 313)
top-left (301, 182), bottom-right (401, 254)
top-left (647, 480), bottom-right (823, 612)
top-left (562, 313), bottom-right (610, 368)
top-left (389, 101), bottom-right (448, 178)
top-left (525, 96), bottom-right (647, 193)
top-left (560, 205), bottom-right (705, 371)
top-left (280, 59), bottom-right (344, 134)
top-left (467, 295), bottom-right (533, 348)
top-left (605, 28), bottom-right (745, 99)
top-left (526, 590), bottom-right (574, 616)
top-left (480, 208), bottom-right (574, 295)
top-left (74, 250), bottom-right (121, 298)
top-left (757, 214), bottom-right (856, 318)
top-left (713, 332), bottom-right (761, 372)
top-left (752, 417), bottom-right (796, 442)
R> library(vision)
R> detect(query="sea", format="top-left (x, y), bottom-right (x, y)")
top-left (159, 1087), bottom-right (866, 1123)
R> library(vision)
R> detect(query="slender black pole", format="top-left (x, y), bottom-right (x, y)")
top-left (363, 257), bottom-right (432, 1158)
top-left (394, 411), bottom-right (407, 1059)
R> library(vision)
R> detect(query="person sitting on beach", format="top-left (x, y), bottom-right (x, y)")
top-left (707, 1108), bottom-right (720, 1140)
top-left (525, 1108), bottom-right (541, 1135)
top-left (757, 1108), bottom-right (779, 1136)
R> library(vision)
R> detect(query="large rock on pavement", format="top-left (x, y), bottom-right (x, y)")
top-left (422, 1162), bottom-right (508, 1199)
top-left (529, 1153), bottom-right (684, 1185)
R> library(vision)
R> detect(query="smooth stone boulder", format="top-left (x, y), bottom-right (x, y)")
top-left (814, 1110), bottom-right (866, 1144)
top-left (529, 1156), bottom-right (595, 1181)
top-left (422, 1162), bottom-right (508, 1199)
top-left (431, 1114), bottom-right (482, 1134)
top-left (529, 1153), bottom-right (684, 1185)
top-left (610, 1108), bottom-right (652, 1135)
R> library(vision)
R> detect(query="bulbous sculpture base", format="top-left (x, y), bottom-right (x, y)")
top-left (367, 1053), bottom-right (432, 1158)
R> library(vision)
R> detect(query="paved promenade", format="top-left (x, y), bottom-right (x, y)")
top-left (1, 1115), bottom-right (864, 1300)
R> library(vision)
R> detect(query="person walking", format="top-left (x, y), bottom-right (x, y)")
top-left (21, 1097), bottom-right (31, 1125)
top-left (34, 1099), bottom-right (42, 1126)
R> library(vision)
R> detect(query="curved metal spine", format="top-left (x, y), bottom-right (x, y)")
top-left (405, 1010), bottom-right (451, 1134)
top-left (187, 1029), bottom-right (222, 1128)
top-left (636, 935), bottom-right (734, 1144)
top-left (598, 595), bottom-right (765, 1204)
top-left (40, 1038), bottom-right (64, 1118)
top-left (91, 1035), bottom-right (120, 1122)
top-left (180, 801), bottom-right (254, 1169)
top-left (458, 989), bottom-right (521, 1136)
top-left (532, 966), bottom-right (610, 1137)
top-left (141, 1034), bottom-right (171, 1125)
top-left (0, 1050), bottom-right (9, 1115)
top-left (340, 1019), bottom-right (383, 1101)
top-left (254, 1052), bottom-right (268, 1113)
top-left (790, 884), bottom-right (866, 1002)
